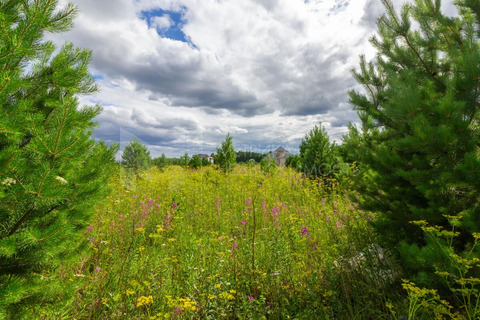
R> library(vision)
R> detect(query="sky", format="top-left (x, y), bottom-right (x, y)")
top-left (49, 0), bottom-right (458, 158)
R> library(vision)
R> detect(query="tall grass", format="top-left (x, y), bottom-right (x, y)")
top-left (38, 165), bottom-right (395, 319)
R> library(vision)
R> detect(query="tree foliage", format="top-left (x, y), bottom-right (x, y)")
top-left (347, 0), bottom-right (480, 291)
top-left (299, 124), bottom-right (338, 178)
top-left (121, 138), bottom-right (151, 172)
top-left (0, 0), bottom-right (117, 316)
top-left (215, 134), bottom-right (236, 173)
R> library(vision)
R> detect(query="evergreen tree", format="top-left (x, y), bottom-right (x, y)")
top-left (153, 153), bottom-right (169, 168)
top-left (121, 138), bottom-right (151, 172)
top-left (299, 124), bottom-right (337, 178)
top-left (189, 154), bottom-right (202, 169)
top-left (215, 134), bottom-right (236, 173)
top-left (0, 0), bottom-right (117, 316)
top-left (348, 0), bottom-right (480, 289)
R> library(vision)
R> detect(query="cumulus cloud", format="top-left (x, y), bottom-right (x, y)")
top-left (51, 0), bottom-right (446, 156)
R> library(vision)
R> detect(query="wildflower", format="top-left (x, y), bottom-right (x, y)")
top-left (87, 225), bottom-right (93, 232)
top-left (125, 289), bottom-right (135, 296)
top-left (136, 227), bottom-right (145, 232)
top-left (229, 290), bottom-right (236, 294)
top-left (139, 246), bottom-right (145, 252)
top-left (148, 199), bottom-right (153, 204)
top-left (248, 296), bottom-right (254, 300)
top-left (241, 220), bottom-right (247, 225)
top-left (137, 295), bottom-right (154, 307)
top-left (336, 220), bottom-right (343, 228)
top-left (172, 202), bottom-right (178, 207)
top-left (215, 284), bottom-right (221, 289)
top-left (120, 215), bottom-right (125, 219)
top-left (321, 198), bottom-right (326, 205)
top-left (95, 266), bottom-right (101, 272)
top-left (233, 243), bottom-right (238, 248)
top-left (301, 227), bottom-right (309, 235)
top-left (133, 195), bottom-right (137, 199)
top-left (246, 199), bottom-right (252, 205)
top-left (208, 294), bottom-right (215, 300)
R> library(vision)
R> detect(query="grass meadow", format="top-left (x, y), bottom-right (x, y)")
top-left (37, 165), bottom-right (399, 319)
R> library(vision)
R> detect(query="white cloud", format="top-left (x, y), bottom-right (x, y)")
top-left (151, 15), bottom-right (174, 30)
top-left (48, 0), bottom-right (421, 156)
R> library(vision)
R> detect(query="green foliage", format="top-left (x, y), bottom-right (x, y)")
top-left (299, 124), bottom-right (338, 178)
top-left (189, 154), bottom-right (202, 169)
top-left (215, 133), bottom-right (236, 173)
top-left (152, 153), bottom-right (170, 168)
top-left (260, 154), bottom-right (277, 175)
top-left (121, 138), bottom-right (151, 172)
top-left (0, 0), bottom-right (117, 317)
top-left (347, 0), bottom-right (480, 303)
top-left (236, 150), bottom-right (266, 163)
top-left (285, 154), bottom-right (301, 170)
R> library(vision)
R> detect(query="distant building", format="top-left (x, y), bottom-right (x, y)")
top-left (198, 153), bottom-right (214, 164)
top-left (268, 147), bottom-right (291, 167)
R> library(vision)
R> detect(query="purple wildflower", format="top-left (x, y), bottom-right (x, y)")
top-left (233, 243), bottom-right (238, 248)
top-left (133, 195), bottom-right (137, 199)
top-left (246, 199), bottom-right (252, 205)
top-left (248, 296), bottom-right (254, 300)
top-left (172, 202), bottom-right (178, 207)
top-left (95, 266), bottom-right (101, 272)
top-left (87, 225), bottom-right (93, 232)
top-left (241, 220), bottom-right (247, 225)
top-left (336, 220), bottom-right (343, 228)
top-left (120, 215), bottom-right (125, 219)
top-left (148, 199), bottom-right (153, 204)
top-left (301, 227), bottom-right (309, 235)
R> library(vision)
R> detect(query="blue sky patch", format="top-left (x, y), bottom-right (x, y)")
top-left (140, 9), bottom-right (189, 43)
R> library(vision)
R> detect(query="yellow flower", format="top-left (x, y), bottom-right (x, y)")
top-left (126, 289), bottom-right (135, 296)
top-left (215, 284), bottom-right (221, 289)
top-left (208, 294), bottom-right (215, 300)
top-left (229, 289), bottom-right (236, 294)
top-left (139, 245), bottom-right (145, 252)
top-left (136, 227), bottom-right (145, 232)
top-left (137, 295), bottom-right (154, 307)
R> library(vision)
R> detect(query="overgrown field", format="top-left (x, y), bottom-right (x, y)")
top-left (36, 165), bottom-right (400, 319)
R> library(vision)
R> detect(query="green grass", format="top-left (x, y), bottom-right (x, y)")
top-left (34, 165), bottom-right (396, 319)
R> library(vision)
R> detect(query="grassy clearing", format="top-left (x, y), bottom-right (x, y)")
top-left (40, 165), bottom-right (395, 319)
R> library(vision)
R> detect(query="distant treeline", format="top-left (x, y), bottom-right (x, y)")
top-left (151, 151), bottom-right (267, 168)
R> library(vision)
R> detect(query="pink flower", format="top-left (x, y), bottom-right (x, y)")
top-left (87, 225), bottom-right (93, 232)
top-left (248, 296), bottom-right (254, 300)
top-left (246, 199), bottom-right (252, 205)
top-left (120, 215), bottom-right (125, 219)
top-left (172, 202), bottom-right (178, 207)
top-left (301, 227), bottom-right (309, 235)
top-left (133, 195), bottom-right (137, 199)
top-left (241, 220), bottom-right (247, 225)
top-left (95, 266), bottom-right (101, 272)
top-left (148, 199), bottom-right (153, 204)
top-left (336, 220), bottom-right (343, 228)
top-left (233, 243), bottom-right (238, 248)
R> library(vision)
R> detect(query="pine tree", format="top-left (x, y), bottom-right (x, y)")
top-left (121, 138), bottom-right (151, 172)
top-left (215, 134), bottom-right (236, 173)
top-left (299, 124), bottom-right (337, 178)
top-left (0, 0), bottom-right (117, 316)
top-left (348, 0), bottom-right (480, 288)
